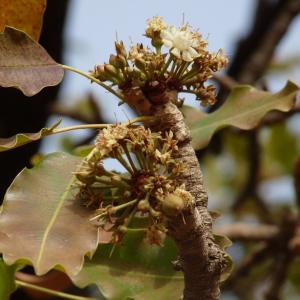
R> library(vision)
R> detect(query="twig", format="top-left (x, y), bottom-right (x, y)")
top-left (237, 0), bottom-right (300, 83)
top-left (214, 223), bottom-right (278, 242)
top-left (223, 242), bottom-right (271, 290)
top-left (264, 252), bottom-right (293, 300)
top-left (232, 131), bottom-right (273, 223)
top-left (224, 210), bottom-right (299, 292)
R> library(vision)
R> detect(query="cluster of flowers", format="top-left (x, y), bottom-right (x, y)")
top-left (92, 16), bottom-right (228, 106)
top-left (75, 124), bottom-right (193, 245)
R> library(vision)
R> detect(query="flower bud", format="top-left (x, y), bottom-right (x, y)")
top-left (162, 189), bottom-right (193, 216)
top-left (115, 40), bottom-right (127, 57)
top-left (137, 199), bottom-right (149, 212)
top-left (104, 64), bottom-right (124, 83)
top-left (109, 54), bottom-right (127, 69)
top-left (104, 64), bottom-right (119, 77)
top-left (75, 171), bottom-right (95, 184)
top-left (134, 57), bottom-right (147, 72)
top-left (94, 64), bottom-right (108, 81)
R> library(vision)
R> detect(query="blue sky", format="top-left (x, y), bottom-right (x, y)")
top-left (42, 0), bottom-right (300, 152)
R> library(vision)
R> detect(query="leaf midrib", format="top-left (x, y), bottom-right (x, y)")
top-left (36, 175), bottom-right (76, 268)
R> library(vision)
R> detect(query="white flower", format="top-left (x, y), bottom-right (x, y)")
top-left (161, 26), bottom-right (199, 62)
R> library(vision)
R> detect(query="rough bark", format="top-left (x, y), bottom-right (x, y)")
top-left (148, 91), bottom-right (226, 300)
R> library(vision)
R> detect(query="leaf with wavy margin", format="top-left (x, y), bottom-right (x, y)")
top-left (0, 0), bottom-right (46, 41)
top-left (0, 258), bottom-right (17, 300)
top-left (0, 27), bottom-right (64, 96)
top-left (0, 152), bottom-right (101, 276)
top-left (72, 231), bottom-right (184, 300)
top-left (0, 120), bottom-right (61, 152)
top-left (190, 81), bottom-right (299, 150)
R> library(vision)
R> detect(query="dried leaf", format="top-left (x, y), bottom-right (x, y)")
top-left (72, 231), bottom-right (183, 300)
top-left (0, 120), bottom-right (61, 152)
top-left (0, 27), bottom-right (64, 96)
top-left (0, 152), bottom-right (99, 276)
top-left (0, 0), bottom-right (46, 41)
top-left (190, 81), bottom-right (299, 150)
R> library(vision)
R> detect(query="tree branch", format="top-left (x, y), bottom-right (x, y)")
top-left (214, 223), bottom-right (278, 242)
top-left (146, 90), bottom-right (226, 300)
top-left (236, 0), bottom-right (300, 83)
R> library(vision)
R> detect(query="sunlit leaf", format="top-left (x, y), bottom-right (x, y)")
top-left (0, 0), bottom-right (46, 41)
top-left (180, 105), bottom-right (206, 127)
top-left (0, 27), bottom-right (64, 96)
top-left (0, 119), bottom-right (61, 152)
top-left (0, 152), bottom-right (100, 276)
top-left (190, 81), bottom-right (299, 150)
top-left (72, 231), bottom-right (184, 300)
top-left (0, 258), bottom-right (17, 300)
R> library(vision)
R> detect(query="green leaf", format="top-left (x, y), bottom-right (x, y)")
top-left (72, 231), bottom-right (183, 300)
top-left (73, 145), bottom-right (94, 157)
top-left (190, 81), bottom-right (299, 150)
top-left (0, 119), bottom-right (61, 152)
top-left (0, 152), bottom-right (100, 276)
top-left (180, 105), bottom-right (206, 127)
top-left (0, 27), bottom-right (64, 96)
top-left (0, 258), bottom-right (17, 300)
top-left (213, 234), bottom-right (233, 282)
top-left (0, 0), bottom-right (46, 41)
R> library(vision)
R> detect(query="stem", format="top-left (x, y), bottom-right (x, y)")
top-left (160, 55), bottom-right (173, 77)
top-left (52, 116), bottom-right (154, 135)
top-left (95, 175), bottom-right (130, 189)
top-left (54, 124), bottom-right (109, 134)
top-left (121, 143), bottom-right (139, 172)
top-left (179, 68), bottom-right (199, 82)
top-left (114, 149), bottom-right (134, 175)
top-left (90, 199), bottom-right (138, 221)
top-left (61, 64), bottom-right (125, 102)
top-left (175, 62), bottom-right (190, 79)
top-left (15, 280), bottom-right (96, 300)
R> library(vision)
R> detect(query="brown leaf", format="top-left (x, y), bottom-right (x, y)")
top-left (0, 27), bottom-right (64, 96)
top-left (0, 0), bottom-right (46, 41)
top-left (0, 152), bottom-right (99, 276)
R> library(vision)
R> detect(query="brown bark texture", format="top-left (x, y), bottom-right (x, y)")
top-left (146, 90), bottom-right (227, 300)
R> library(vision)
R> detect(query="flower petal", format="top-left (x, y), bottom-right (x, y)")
top-left (188, 47), bottom-right (199, 58)
top-left (171, 48), bottom-right (181, 58)
top-left (182, 51), bottom-right (193, 62)
top-left (161, 30), bottom-right (173, 41)
top-left (163, 39), bottom-right (173, 48)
